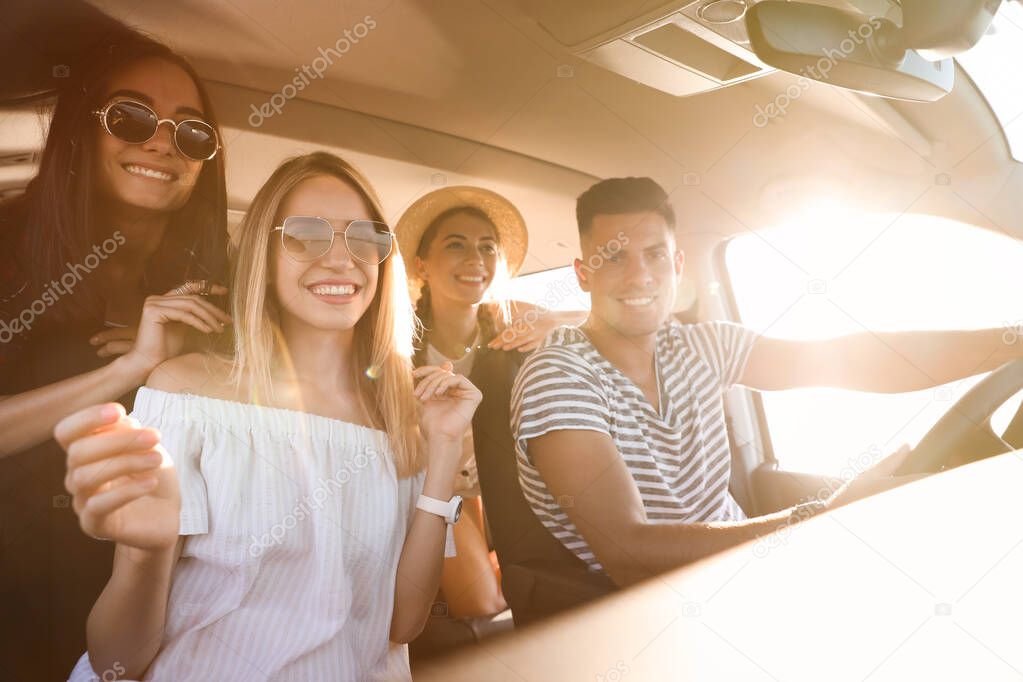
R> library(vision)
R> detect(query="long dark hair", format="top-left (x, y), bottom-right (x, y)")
top-left (415, 206), bottom-right (509, 348)
top-left (2, 33), bottom-right (227, 326)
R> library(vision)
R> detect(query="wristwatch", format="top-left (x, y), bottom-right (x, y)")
top-left (416, 494), bottom-right (463, 524)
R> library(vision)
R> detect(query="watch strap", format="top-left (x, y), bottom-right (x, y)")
top-left (415, 495), bottom-right (459, 558)
top-left (417, 494), bottom-right (457, 523)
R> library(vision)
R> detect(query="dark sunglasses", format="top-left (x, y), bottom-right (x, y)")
top-left (272, 216), bottom-right (394, 265)
top-left (92, 99), bottom-right (220, 162)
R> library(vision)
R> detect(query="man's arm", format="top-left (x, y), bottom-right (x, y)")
top-left (740, 328), bottom-right (1020, 393)
top-left (529, 429), bottom-right (794, 587)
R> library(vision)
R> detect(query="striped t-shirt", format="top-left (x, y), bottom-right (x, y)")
top-left (511, 320), bottom-right (758, 573)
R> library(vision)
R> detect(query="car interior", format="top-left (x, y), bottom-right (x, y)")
top-left (2, 0), bottom-right (1021, 678)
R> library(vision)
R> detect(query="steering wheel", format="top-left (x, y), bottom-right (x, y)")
top-left (896, 359), bottom-right (1023, 475)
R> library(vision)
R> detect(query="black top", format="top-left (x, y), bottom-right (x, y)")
top-left (0, 209), bottom-right (140, 681)
top-left (413, 334), bottom-right (615, 625)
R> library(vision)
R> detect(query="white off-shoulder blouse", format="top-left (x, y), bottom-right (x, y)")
top-left (69, 386), bottom-right (424, 682)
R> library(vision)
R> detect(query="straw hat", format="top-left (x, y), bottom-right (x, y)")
top-left (395, 186), bottom-right (528, 304)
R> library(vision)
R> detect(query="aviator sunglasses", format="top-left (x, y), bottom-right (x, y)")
top-left (92, 99), bottom-right (220, 162)
top-left (272, 216), bottom-right (394, 265)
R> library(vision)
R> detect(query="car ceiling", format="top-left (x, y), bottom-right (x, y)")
top-left (3, 0), bottom-right (1022, 277)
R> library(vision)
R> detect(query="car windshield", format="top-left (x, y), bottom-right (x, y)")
top-left (957, 1), bottom-right (1023, 161)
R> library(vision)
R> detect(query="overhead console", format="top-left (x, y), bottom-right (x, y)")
top-left (523, 0), bottom-right (773, 97)
top-left (518, 0), bottom-right (1003, 102)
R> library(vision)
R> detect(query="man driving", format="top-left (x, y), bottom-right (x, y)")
top-left (511, 176), bottom-right (1018, 586)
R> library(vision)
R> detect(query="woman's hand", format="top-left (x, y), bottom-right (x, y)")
top-left (56, 403), bottom-right (180, 551)
top-left (413, 362), bottom-right (482, 446)
top-left (489, 306), bottom-right (584, 353)
top-left (116, 281), bottom-right (231, 379)
top-left (89, 326), bottom-right (137, 358)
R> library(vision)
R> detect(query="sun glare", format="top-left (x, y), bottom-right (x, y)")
top-left (726, 212), bottom-right (1023, 475)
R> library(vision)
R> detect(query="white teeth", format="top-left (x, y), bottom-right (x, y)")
top-left (124, 164), bottom-right (174, 181)
top-left (309, 284), bottom-right (356, 296)
top-left (622, 297), bottom-right (654, 306)
top-left (457, 275), bottom-right (485, 283)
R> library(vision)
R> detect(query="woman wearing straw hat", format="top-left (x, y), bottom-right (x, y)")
top-left (396, 186), bottom-right (583, 617)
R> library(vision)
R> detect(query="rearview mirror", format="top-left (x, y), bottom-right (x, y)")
top-left (745, 0), bottom-right (1000, 102)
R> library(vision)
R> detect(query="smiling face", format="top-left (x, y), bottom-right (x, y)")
top-left (93, 56), bottom-right (207, 213)
top-left (576, 211), bottom-right (684, 338)
top-left (415, 210), bottom-right (500, 307)
top-left (271, 174), bottom-right (380, 334)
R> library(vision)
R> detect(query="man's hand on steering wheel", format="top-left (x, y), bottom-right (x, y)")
top-left (826, 444), bottom-right (927, 510)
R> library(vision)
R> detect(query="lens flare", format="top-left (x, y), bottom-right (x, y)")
top-left (365, 364), bottom-right (381, 380)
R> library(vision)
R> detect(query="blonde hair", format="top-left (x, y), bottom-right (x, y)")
top-left (228, 152), bottom-right (422, 477)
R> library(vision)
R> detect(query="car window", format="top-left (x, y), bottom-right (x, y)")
top-left (724, 210), bottom-right (1023, 475)
top-left (504, 265), bottom-right (590, 312)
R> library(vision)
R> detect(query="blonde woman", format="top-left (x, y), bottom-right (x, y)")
top-left (56, 152), bottom-right (479, 681)
top-left (396, 187), bottom-right (584, 619)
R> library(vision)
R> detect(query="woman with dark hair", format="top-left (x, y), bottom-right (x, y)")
top-left (395, 187), bottom-right (584, 620)
top-left (0, 33), bottom-right (230, 677)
